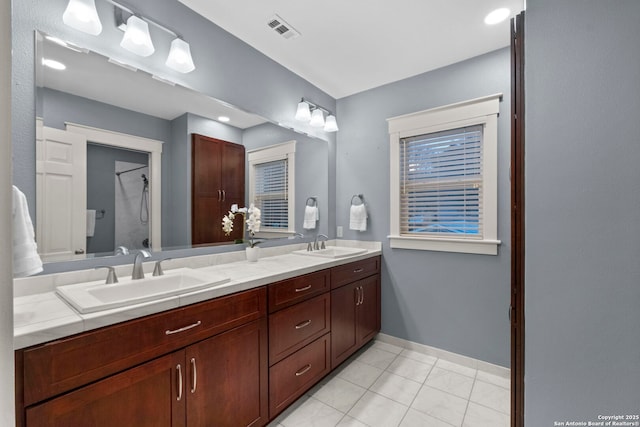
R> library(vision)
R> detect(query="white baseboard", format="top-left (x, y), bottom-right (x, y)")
top-left (375, 333), bottom-right (510, 379)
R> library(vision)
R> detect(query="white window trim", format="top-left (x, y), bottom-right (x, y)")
top-left (247, 140), bottom-right (296, 237)
top-left (387, 94), bottom-right (502, 255)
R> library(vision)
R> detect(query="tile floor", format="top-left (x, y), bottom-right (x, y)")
top-left (267, 340), bottom-right (510, 427)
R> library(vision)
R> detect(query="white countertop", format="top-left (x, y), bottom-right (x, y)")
top-left (14, 240), bottom-right (381, 350)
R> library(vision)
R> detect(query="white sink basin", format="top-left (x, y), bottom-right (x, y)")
top-left (292, 247), bottom-right (368, 259)
top-left (56, 268), bottom-right (230, 314)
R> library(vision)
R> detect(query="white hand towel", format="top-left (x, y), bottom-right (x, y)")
top-left (12, 186), bottom-right (43, 278)
top-left (303, 206), bottom-right (318, 230)
top-left (86, 209), bottom-right (96, 237)
top-left (349, 204), bottom-right (367, 232)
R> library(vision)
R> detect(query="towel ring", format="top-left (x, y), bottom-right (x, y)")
top-left (350, 194), bottom-right (364, 206)
top-left (306, 197), bottom-right (317, 207)
top-left (96, 209), bottom-right (106, 220)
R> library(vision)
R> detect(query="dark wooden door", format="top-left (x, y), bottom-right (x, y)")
top-left (330, 282), bottom-right (358, 368)
top-left (357, 275), bottom-right (381, 345)
top-left (510, 11), bottom-right (526, 427)
top-left (191, 134), bottom-right (245, 245)
top-left (186, 319), bottom-right (268, 427)
top-left (25, 352), bottom-right (185, 427)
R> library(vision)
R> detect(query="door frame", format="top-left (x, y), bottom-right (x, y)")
top-left (510, 11), bottom-right (525, 427)
top-left (64, 122), bottom-right (163, 253)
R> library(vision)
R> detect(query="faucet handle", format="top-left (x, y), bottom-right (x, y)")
top-left (307, 242), bottom-right (313, 252)
top-left (95, 266), bottom-right (118, 284)
top-left (153, 258), bottom-right (172, 277)
top-left (321, 241), bottom-right (326, 250)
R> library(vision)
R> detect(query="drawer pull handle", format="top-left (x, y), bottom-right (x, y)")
top-left (295, 284), bottom-right (312, 292)
top-left (176, 364), bottom-right (183, 401)
top-left (353, 268), bottom-right (364, 273)
top-left (295, 364), bottom-right (312, 376)
top-left (295, 319), bottom-right (312, 329)
top-left (166, 320), bottom-right (202, 335)
top-left (190, 358), bottom-right (197, 394)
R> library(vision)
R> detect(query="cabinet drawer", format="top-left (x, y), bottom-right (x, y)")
top-left (331, 256), bottom-right (380, 289)
top-left (21, 287), bottom-right (266, 406)
top-left (269, 334), bottom-right (330, 418)
top-left (269, 293), bottom-right (330, 365)
top-left (268, 269), bottom-right (330, 312)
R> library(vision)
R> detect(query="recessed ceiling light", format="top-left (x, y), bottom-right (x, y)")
top-left (218, 116), bottom-right (230, 122)
top-left (42, 58), bottom-right (66, 70)
top-left (484, 8), bottom-right (511, 25)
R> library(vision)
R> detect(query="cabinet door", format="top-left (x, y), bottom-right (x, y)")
top-left (220, 141), bottom-right (245, 206)
top-left (330, 282), bottom-right (359, 368)
top-left (26, 352), bottom-right (185, 427)
top-left (186, 319), bottom-right (268, 427)
top-left (357, 275), bottom-right (381, 344)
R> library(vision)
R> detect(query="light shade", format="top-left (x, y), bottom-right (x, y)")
top-left (323, 115), bottom-right (339, 132)
top-left (166, 38), bottom-right (196, 73)
top-left (309, 109), bottom-right (325, 127)
top-left (295, 101), bottom-right (311, 121)
top-left (62, 0), bottom-right (102, 35)
top-left (120, 15), bottom-right (155, 57)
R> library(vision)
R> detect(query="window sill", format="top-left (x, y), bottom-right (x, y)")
top-left (388, 235), bottom-right (500, 255)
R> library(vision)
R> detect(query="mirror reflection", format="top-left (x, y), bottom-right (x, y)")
top-left (34, 31), bottom-right (328, 263)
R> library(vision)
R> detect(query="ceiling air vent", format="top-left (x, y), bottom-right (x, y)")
top-left (267, 14), bottom-right (300, 40)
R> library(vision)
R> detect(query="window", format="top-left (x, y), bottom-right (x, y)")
top-left (388, 94), bottom-right (501, 255)
top-left (248, 141), bottom-right (296, 236)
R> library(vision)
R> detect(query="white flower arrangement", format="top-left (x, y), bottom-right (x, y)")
top-left (222, 203), bottom-right (262, 247)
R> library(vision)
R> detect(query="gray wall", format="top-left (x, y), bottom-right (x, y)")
top-left (41, 88), bottom-right (171, 140)
top-left (336, 48), bottom-right (512, 367)
top-left (525, 0), bottom-right (640, 422)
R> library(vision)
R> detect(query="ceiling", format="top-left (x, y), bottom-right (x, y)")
top-left (178, 0), bottom-right (524, 99)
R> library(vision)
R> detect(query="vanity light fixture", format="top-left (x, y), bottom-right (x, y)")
top-left (294, 98), bottom-right (339, 132)
top-left (63, 0), bottom-right (196, 73)
top-left (62, 0), bottom-right (103, 35)
top-left (120, 15), bottom-right (155, 57)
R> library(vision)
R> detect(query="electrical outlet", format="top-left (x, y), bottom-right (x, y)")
top-left (337, 226), bottom-right (343, 238)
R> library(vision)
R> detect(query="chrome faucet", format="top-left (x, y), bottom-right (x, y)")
top-left (132, 250), bottom-right (151, 280)
top-left (314, 234), bottom-right (329, 250)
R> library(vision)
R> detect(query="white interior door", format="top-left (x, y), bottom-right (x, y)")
top-left (36, 125), bottom-right (87, 261)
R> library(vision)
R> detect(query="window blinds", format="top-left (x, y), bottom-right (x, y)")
top-left (254, 158), bottom-right (289, 229)
top-left (399, 125), bottom-right (483, 237)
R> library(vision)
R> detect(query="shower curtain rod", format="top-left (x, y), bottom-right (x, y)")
top-left (115, 165), bottom-right (147, 176)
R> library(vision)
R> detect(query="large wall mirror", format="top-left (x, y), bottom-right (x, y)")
top-left (34, 30), bottom-right (329, 264)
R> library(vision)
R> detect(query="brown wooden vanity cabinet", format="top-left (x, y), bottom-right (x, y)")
top-left (330, 257), bottom-right (381, 368)
top-left (267, 270), bottom-right (332, 418)
top-left (17, 288), bottom-right (269, 427)
top-left (16, 255), bottom-right (382, 426)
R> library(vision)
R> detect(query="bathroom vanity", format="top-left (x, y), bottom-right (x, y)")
top-left (14, 245), bottom-right (381, 427)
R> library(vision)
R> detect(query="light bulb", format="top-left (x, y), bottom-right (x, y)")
top-left (295, 101), bottom-right (311, 121)
top-left (309, 109), bottom-right (325, 127)
top-left (120, 15), bottom-right (155, 57)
